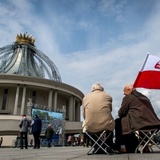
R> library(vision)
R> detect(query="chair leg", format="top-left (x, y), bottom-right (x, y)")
top-left (85, 131), bottom-right (117, 155)
top-left (135, 129), bottom-right (160, 153)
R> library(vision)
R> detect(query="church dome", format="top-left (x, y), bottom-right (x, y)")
top-left (0, 33), bottom-right (62, 82)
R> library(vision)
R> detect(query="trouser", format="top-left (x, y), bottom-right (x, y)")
top-left (33, 131), bottom-right (41, 148)
top-left (115, 118), bottom-right (125, 150)
top-left (20, 132), bottom-right (28, 149)
top-left (83, 133), bottom-right (90, 147)
top-left (47, 138), bottom-right (52, 147)
top-left (115, 118), bottom-right (139, 153)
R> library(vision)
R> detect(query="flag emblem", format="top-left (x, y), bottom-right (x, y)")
top-left (155, 61), bottom-right (160, 69)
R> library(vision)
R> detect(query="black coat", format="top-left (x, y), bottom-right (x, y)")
top-left (45, 126), bottom-right (54, 139)
top-left (32, 117), bottom-right (42, 133)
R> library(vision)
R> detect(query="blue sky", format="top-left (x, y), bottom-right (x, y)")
top-left (1, 0), bottom-right (160, 119)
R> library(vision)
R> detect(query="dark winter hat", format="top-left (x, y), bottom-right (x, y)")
top-left (35, 115), bottom-right (38, 118)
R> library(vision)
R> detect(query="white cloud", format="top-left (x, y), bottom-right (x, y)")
top-left (1, 0), bottom-right (160, 120)
top-left (98, 0), bottom-right (127, 22)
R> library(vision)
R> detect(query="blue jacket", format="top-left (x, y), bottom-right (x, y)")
top-left (32, 117), bottom-right (42, 133)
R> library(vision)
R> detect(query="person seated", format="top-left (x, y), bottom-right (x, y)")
top-left (82, 82), bottom-right (115, 153)
top-left (115, 84), bottom-right (160, 153)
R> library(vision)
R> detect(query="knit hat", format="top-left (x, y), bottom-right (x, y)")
top-left (35, 115), bottom-right (38, 118)
top-left (91, 83), bottom-right (104, 92)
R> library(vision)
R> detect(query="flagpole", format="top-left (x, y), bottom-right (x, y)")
top-left (140, 54), bottom-right (149, 71)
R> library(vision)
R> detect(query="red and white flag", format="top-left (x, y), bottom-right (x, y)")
top-left (133, 54), bottom-right (160, 89)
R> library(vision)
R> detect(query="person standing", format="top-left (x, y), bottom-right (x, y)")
top-left (0, 137), bottom-right (3, 147)
top-left (45, 124), bottom-right (54, 148)
top-left (82, 82), bottom-right (115, 153)
top-left (19, 115), bottom-right (31, 149)
top-left (67, 135), bottom-right (72, 146)
top-left (31, 115), bottom-right (42, 149)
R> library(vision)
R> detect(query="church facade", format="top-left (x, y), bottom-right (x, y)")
top-left (0, 33), bottom-right (84, 146)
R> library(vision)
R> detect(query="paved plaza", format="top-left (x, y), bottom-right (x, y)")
top-left (0, 146), bottom-right (160, 160)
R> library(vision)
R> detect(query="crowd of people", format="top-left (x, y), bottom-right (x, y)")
top-left (82, 82), bottom-right (160, 154)
top-left (17, 82), bottom-right (160, 153)
top-left (66, 134), bottom-right (91, 147)
top-left (19, 114), bottom-right (57, 149)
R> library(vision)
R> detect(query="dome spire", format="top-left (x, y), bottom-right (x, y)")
top-left (0, 33), bottom-right (62, 82)
top-left (16, 32), bottom-right (35, 46)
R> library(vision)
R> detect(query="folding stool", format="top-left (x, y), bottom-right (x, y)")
top-left (135, 128), bottom-right (160, 153)
top-left (85, 130), bottom-right (117, 155)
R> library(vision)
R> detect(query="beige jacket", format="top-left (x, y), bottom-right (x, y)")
top-left (82, 90), bottom-right (115, 133)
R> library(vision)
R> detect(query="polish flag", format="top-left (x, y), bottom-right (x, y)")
top-left (133, 54), bottom-right (160, 89)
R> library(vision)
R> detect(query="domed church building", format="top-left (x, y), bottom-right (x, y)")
top-left (0, 33), bottom-right (84, 146)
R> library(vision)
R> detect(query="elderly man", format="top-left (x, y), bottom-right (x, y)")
top-left (115, 84), bottom-right (160, 153)
top-left (82, 82), bottom-right (115, 153)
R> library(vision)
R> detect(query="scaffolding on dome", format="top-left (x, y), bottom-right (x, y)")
top-left (0, 33), bottom-right (62, 82)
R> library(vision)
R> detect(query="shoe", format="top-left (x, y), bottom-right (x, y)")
top-left (25, 148), bottom-right (28, 149)
top-left (33, 147), bottom-right (36, 149)
top-left (20, 148), bottom-right (23, 149)
top-left (143, 146), bottom-right (150, 153)
top-left (120, 147), bottom-right (126, 153)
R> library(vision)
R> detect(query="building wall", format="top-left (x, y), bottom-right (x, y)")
top-left (0, 74), bottom-right (84, 146)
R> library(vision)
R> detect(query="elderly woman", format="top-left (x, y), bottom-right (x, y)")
top-left (82, 82), bottom-right (115, 153)
top-left (115, 84), bottom-right (160, 153)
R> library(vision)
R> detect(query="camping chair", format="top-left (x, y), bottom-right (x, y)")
top-left (85, 130), bottom-right (117, 155)
top-left (135, 127), bottom-right (160, 153)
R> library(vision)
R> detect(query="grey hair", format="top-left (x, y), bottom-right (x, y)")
top-left (92, 82), bottom-right (104, 92)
